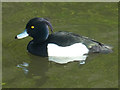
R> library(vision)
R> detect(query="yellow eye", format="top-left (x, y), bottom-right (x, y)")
top-left (31, 26), bottom-right (34, 29)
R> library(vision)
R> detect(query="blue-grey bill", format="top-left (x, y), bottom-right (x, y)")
top-left (16, 29), bottom-right (28, 39)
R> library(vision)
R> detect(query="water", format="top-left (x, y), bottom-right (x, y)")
top-left (2, 2), bottom-right (118, 88)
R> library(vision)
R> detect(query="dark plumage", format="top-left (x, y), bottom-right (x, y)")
top-left (15, 17), bottom-right (113, 57)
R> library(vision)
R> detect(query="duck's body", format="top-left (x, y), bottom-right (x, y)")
top-left (27, 31), bottom-right (112, 57)
top-left (27, 31), bottom-right (89, 57)
top-left (15, 17), bottom-right (113, 64)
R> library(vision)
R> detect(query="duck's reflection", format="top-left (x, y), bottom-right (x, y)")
top-left (17, 53), bottom-right (49, 86)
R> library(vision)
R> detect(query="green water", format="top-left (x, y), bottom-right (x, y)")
top-left (2, 2), bottom-right (118, 88)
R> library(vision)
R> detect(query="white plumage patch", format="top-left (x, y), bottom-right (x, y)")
top-left (47, 43), bottom-right (89, 64)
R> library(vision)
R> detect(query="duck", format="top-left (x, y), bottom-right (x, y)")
top-left (15, 17), bottom-right (113, 64)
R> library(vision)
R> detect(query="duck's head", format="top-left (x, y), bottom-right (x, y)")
top-left (15, 18), bottom-right (53, 43)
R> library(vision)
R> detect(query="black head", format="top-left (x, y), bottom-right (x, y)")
top-left (15, 17), bottom-right (53, 43)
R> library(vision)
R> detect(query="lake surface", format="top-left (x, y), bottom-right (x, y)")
top-left (2, 2), bottom-right (118, 88)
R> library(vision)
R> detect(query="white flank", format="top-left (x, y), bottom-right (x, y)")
top-left (47, 43), bottom-right (89, 64)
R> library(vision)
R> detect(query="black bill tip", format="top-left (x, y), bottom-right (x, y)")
top-left (15, 36), bottom-right (17, 39)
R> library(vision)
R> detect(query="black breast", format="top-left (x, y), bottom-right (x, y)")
top-left (27, 40), bottom-right (48, 56)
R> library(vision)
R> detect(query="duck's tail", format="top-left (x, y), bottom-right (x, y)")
top-left (89, 42), bottom-right (113, 54)
top-left (99, 44), bottom-right (113, 54)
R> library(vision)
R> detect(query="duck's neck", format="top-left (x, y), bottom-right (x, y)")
top-left (33, 38), bottom-right (47, 44)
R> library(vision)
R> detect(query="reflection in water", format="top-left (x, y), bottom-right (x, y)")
top-left (79, 60), bottom-right (86, 64)
top-left (17, 53), bottom-right (49, 86)
top-left (17, 62), bottom-right (29, 74)
top-left (48, 56), bottom-right (87, 64)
